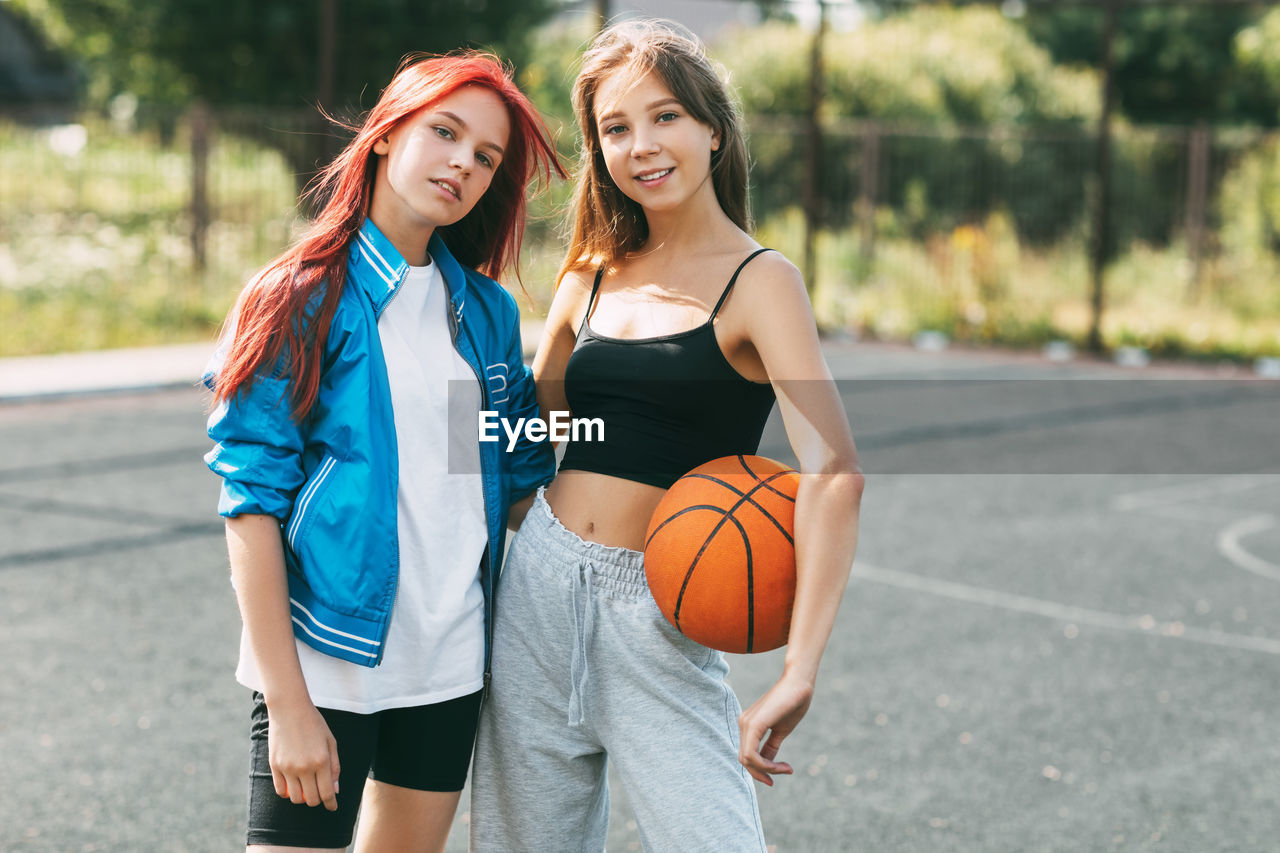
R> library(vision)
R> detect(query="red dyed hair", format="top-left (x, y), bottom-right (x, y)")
top-left (213, 52), bottom-right (565, 417)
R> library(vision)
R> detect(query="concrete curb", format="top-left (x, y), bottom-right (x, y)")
top-left (0, 319), bottom-right (548, 403)
top-left (0, 342), bottom-right (216, 403)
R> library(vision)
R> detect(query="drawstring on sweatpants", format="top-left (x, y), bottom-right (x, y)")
top-left (567, 560), bottom-right (595, 727)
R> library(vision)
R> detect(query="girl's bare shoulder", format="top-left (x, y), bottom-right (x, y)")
top-left (556, 266), bottom-right (597, 297)
top-left (544, 266), bottom-right (599, 334)
top-left (732, 249), bottom-right (809, 310)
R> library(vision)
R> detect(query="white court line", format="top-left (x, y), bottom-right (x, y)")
top-left (851, 562), bottom-right (1280, 656)
top-left (1112, 474), bottom-right (1280, 512)
top-left (1217, 514), bottom-right (1280, 582)
top-left (1128, 503), bottom-right (1246, 525)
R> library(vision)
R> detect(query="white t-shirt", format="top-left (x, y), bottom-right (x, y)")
top-left (236, 258), bottom-right (489, 713)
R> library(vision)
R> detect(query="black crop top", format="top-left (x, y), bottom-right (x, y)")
top-left (557, 249), bottom-right (778, 489)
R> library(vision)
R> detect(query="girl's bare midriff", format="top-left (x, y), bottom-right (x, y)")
top-left (544, 470), bottom-right (667, 551)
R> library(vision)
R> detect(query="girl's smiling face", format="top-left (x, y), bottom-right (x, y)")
top-left (370, 85), bottom-right (510, 259)
top-left (594, 70), bottom-right (720, 215)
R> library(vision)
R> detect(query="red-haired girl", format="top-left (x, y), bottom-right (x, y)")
top-left (204, 52), bottom-right (563, 852)
top-left (470, 22), bottom-right (864, 851)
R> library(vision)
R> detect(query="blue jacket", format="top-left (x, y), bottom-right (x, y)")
top-left (204, 219), bottom-right (555, 672)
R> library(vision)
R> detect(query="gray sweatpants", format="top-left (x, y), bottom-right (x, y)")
top-left (470, 488), bottom-right (768, 853)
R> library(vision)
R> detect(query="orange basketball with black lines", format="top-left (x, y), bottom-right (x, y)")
top-left (644, 455), bottom-right (800, 654)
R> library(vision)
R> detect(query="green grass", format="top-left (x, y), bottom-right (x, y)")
top-left (0, 116), bottom-right (298, 356)
top-left (4, 118), bottom-right (1279, 361)
top-left (758, 207), bottom-right (1280, 360)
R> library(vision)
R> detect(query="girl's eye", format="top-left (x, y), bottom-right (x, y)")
top-left (477, 152), bottom-right (493, 168)
top-left (657, 111), bottom-right (679, 123)
top-left (603, 124), bottom-right (626, 136)
top-left (434, 126), bottom-right (455, 140)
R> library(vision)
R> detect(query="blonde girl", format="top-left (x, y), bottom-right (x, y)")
top-left (470, 21), bottom-right (864, 852)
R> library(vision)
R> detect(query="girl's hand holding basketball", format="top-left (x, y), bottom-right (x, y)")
top-left (738, 670), bottom-right (814, 786)
top-left (267, 699), bottom-right (341, 811)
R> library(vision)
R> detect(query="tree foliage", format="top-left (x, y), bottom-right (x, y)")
top-left (1023, 4), bottom-right (1280, 127)
top-left (719, 8), bottom-right (1099, 242)
top-left (9, 0), bottom-right (556, 111)
top-left (511, 19), bottom-right (593, 153)
top-left (10, 0), bottom-right (558, 189)
top-left (726, 8), bottom-right (1097, 125)
top-left (1234, 7), bottom-right (1280, 126)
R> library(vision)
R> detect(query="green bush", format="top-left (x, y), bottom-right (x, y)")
top-left (721, 10), bottom-right (1099, 242)
top-left (1219, 135), bottom-right (1280, 260)
top-left (1234, 8), bottom-right (1280, 125)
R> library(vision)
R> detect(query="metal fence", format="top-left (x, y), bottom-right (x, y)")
top-left (0, 105), bottom-right (318, 354)
top-left (748, 118), bottom-right (1279, 354)
top-left (2, 105), bottom-right (1277, 356)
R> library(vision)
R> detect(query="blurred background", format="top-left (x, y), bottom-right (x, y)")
top-left (4, 6), bottom-right (1280, 852)
top-left (3, 0), bottom-right (1280, 363)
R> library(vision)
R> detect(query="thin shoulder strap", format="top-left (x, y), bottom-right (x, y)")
top-left (709, 248), bottom-right (774, 320)
top-left (576, 267), bottom-right (606, 336)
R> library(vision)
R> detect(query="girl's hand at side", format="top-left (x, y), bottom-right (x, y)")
top-left (737, 669), bottom-right (814, 786)
top-left (224, 516), bottom-right (340, 811)
top-left (266, 697), bottom-right (341, 811)
top-left (728, 252), bottom-right (863, 789)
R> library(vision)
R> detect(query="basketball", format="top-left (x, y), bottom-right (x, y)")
top-left (644, 454), bottom-right (800, 654)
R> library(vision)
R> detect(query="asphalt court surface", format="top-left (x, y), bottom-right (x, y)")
top-left (2, 340), bottom-right (1278, 851)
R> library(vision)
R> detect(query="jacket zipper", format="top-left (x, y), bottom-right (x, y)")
top-left (448, 303), bottom-right (496, 701)
top-left (375, 270), bottom-right (494, 687)
top-left (374, 274), bottom-right (408, 666)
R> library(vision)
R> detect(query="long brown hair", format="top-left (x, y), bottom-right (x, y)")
top-left (559, 20), bottom-right (751, 281)
top-left (214, 52), bottom-right (565, 418)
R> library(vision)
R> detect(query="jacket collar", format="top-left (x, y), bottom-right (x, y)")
top-left (350, 218), bottom-right (467, 324)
